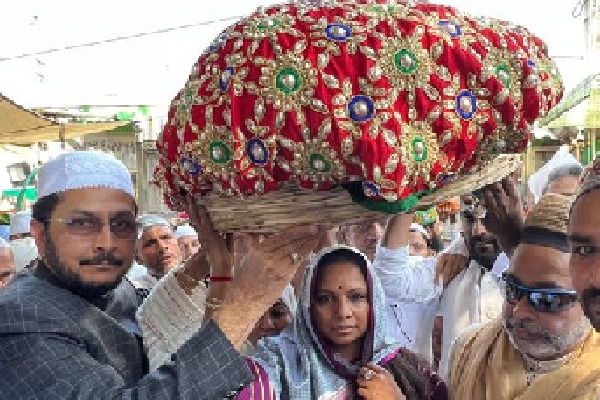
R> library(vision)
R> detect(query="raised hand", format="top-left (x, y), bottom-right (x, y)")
top-left (212, 224), bottom-right (328, 349)
top-left (481, 175), bottom-right (525, 257)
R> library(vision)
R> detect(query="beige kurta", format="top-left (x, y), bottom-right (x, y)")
top-left (449, 318), bottom-right (600, 400)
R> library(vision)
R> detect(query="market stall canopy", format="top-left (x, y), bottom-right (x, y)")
top-left (0, 93), bottom-right (127, 144)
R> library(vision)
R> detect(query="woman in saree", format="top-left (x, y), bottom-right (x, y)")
top-left (238, 245), bottom-right (448, 400)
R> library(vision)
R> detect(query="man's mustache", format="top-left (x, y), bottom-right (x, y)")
top-left (80, 253), bottom-right (123, 267)
top-left (505, 316), bottom-right (553, 341)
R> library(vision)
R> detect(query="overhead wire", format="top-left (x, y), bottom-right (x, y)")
top-left (0, 15), bottom-right (243, 63)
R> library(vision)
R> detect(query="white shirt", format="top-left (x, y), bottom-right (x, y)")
top-left (373, 244), bottom-right (442, 363)
top-left (374, 237), bottom-right (508, 368)
top-left (437, 236), bottom-right (508, 374)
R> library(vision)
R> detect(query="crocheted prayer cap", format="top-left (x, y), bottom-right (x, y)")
top-left (155, 0), bottom-right (562, 230)
top-left (521, 193), bottom-right (572, 252)
top-left (175, 224), bottom-right (198, 238)
top-left (409, 222), bottom-right (430, 239)
top-left (136, 214), bottom-right (172, 239)
top-left (38, 151), bottom-right (134, 198)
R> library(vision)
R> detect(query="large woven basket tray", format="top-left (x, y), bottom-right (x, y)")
top-left (201, 153), bottom-right (521, 233)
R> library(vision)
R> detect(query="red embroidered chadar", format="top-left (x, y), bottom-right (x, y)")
top-left (155, 0), bottom-right (562, 231)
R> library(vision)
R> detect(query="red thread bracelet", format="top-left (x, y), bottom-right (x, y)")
top-left (209, 275), bottom-right (234, 282)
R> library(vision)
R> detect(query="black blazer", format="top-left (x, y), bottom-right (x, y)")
top-left (0, 268), bottom-right (251, 399)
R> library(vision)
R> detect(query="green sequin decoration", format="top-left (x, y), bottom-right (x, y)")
top-left (371, 4), bottom-right (397, 13)
top-left (257, 18), bottom-right (280, 30)
top-left (411, 138), bottom-right (428, 162)
top-left (209, 141), bottom-right (230, 164)
top-left (276, 68), bottom-right (301, 94)
top-left (394, 49), bottom-right (419, 75)
top-left (309, 153), bottom-right (330, 172)
top-left (495, 65), bottom-right (511, 88)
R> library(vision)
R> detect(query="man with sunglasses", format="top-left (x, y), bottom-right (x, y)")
top-left (446, 193), bottom-right (600, 399)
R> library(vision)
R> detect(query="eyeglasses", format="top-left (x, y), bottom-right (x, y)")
top-left (47, 217), bottom-right (140, 240)
top-left (501, 274), bottom-right (579, 313)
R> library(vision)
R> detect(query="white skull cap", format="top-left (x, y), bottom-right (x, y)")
top-left (10, 211), bottom-right (32, 235)
top-left (409, 222), bottom-right (430, 240)
top-left (175, 224), bottom-right (197, 238)
top-left (37, 151), bottom-right (135, 198)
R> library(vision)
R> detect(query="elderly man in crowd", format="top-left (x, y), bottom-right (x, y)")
top-left (175, 224), bottom-right (201, 261)
top-left (339, 219), bottom-right (386, 261)
top-left (131, 214), bottom-right (182, 292)
top-left (408, 222), bottom-right (432, 257)
top-left (0, 151), bottom-right (322, 399)
top-left (8, 210), bottom-right (38, 271)
top-left (543, 163), bottom-right (583, 197)
top-left (0, 238), bottom-right (15, 288)
top-left (447, 193), bottom-right (600, 399)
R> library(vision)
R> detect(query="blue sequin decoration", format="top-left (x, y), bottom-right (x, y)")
top-left (362, 181), bottom-right (381, 197)
top-left (246, 138), bottom-right (269, 166)
top-left (527, 59), bottom-right (537, 68)
top-left (438, 20), bottom-right (462, 38)
top-left (219, 67), bottom-right (234, 91)
top-left (325, 23), bottom-right (352, 42)
top-left (180, 157), bottom-right (201, 176)
top-left (436, 173), bottom-right (457, 186)
top-left (208, 31), bottom-right (228, 53)
top-left (348, 95), bottom-right (375, 122)
top-left (455, 90), bottom-right (477, 120)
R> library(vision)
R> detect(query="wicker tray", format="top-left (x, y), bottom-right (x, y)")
top-left (201, 153), bottom-right (521, 233)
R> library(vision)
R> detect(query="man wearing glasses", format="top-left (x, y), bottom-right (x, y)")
top-left (0, 151), bottom-right (254, 398)
top-left (446, 193), bottom-right (600, 399)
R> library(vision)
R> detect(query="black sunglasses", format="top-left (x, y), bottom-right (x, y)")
top-left (501, 274), bottom-right (579, 313)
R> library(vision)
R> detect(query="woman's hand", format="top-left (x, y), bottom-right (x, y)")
top-left (213, 224), bottom-right (327, 349)
top-left (357, 364), bottom-right (406, 400)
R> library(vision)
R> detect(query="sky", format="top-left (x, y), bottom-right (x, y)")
top-left (0, 0), bottom-right (588, 110)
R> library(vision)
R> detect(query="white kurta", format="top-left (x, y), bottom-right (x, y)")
top-left (373, 237), bottom-right (508, 368)
top-left (437, 236), bottom-right (509, 375)
top-left (136, 266), bottom-right (208, 371)
top-left (373, 245), bottom-right (442, 363)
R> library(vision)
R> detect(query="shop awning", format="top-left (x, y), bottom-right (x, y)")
top-left (0, 93), bottom-right (127, 144)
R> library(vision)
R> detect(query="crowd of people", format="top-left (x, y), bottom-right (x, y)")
top-left (0, 145), bottom-right (597, 399)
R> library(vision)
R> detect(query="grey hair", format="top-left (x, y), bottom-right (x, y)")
top-left (542, 163), bottom-right (583, 195)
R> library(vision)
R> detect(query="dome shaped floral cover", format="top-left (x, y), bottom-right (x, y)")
top-left (155, 0), bottom-right (562, 217)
